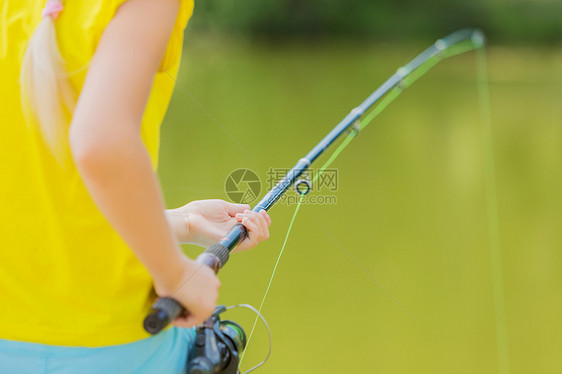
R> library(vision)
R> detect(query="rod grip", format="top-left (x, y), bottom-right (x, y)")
top-left (143, 243), bottom-right (231, 335)
top-left (143, 297), bottom-right (182, 335)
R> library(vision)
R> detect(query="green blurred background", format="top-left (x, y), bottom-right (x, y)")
top-left (159, 1), bottom-right (561, 373)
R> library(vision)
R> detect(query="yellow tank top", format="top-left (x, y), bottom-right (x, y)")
top-left (0, 0), bottom-right (193, 346)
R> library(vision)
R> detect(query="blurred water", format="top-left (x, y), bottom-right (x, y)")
top-left (158, 38), bottom-right (562, 374)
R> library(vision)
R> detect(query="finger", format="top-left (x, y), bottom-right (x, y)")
top-left (247, 212), bottom-right (262, 228)
top-left (242, 217), bottom-right (259, 246)
top-left (235, 209), bottom-right (253, 221)
top-left (242, 216), bottom-right (259, 232)
top-left (248, 213), bottom-right (268, 242)
top-left (223, 202), bottom-right (251, 216)
top-left (255, 212), bottom-right (269, 240)
top-left (260, 209), bottom-right (272, 226)
top-left (256, 212), bottom-right (269, 229)
top-left (235, 213), bottom-right (252, 223)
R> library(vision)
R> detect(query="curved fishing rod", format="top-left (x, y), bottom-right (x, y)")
top-left (143, 28), bottom-right (486, 336)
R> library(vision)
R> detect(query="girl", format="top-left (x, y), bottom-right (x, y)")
top-left (0, 0), bottom-right (271, 373)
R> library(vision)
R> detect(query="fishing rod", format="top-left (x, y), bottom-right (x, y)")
top-left (143, 28), bottom-right (486, 373)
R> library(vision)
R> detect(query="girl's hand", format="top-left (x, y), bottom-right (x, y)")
top-left (154, 256), bottom-right (221, 328)
top-left (166, 199), bottom-right (271, 250)
top-left (233, 209), bottom-right (272, 252)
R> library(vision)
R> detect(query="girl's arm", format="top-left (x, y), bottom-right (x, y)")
top-left (69, 0), bottom-right (218, 327)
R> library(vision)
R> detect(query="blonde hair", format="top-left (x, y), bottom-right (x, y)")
top-left (20, 0), bottom-right (75, 162)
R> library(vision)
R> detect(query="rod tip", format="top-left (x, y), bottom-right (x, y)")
top-left (471, 29), bottom-right (486, 48)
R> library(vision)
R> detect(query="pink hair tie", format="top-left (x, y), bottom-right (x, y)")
top-left (41, 0), bottom-right (64, 20)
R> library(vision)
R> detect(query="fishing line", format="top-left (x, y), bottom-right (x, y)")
top-left (225, 304), bottom-right (272, 374)
top-left (239, 133), bottom-right (360, 368)
top-left (476, 47), bottom-right (510, 374)
top-left (238, 193), bottom-right (305, 369)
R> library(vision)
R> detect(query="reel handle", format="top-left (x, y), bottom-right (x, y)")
top-left (143, 240), bottom-right (234, 335)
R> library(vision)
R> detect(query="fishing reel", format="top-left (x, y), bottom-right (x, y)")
top-left (187, 305), bottom-right (271, 374)
top-left (188, 305), bottom-right (245, 374)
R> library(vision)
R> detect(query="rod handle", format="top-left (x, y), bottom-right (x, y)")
top-left (143, 243), bottom-right (231, 335)
top-left (219, 223), bottom-right (248, 251)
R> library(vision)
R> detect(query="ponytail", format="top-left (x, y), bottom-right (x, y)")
top-left (20, 0), bottom-right (76, 162)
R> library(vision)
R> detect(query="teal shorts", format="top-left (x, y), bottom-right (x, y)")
top-left (0, 327), bottom-right (195, 374)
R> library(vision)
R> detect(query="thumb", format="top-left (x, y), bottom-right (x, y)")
top-left (223, 202), bottom-right (251, 216)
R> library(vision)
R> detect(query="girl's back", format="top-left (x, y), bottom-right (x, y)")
top-left (0, 0), bottom-right (193, 347)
